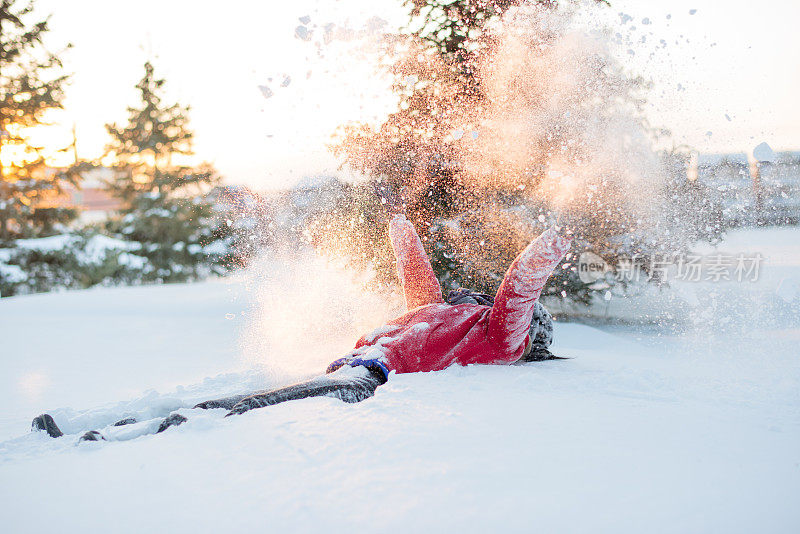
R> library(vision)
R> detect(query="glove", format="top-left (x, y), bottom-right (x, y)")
top-left (326, 357), bottom-right (390, 384)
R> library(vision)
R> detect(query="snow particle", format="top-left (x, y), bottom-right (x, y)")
top-left (753, 141), bottom-right (777, 162)
top-left (258, 85), bottom-right (273, 99)
top-left (689, 9), bottom-right (697, 15)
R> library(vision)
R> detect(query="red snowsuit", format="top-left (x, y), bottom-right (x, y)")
top-left (340, 215), bottom-right (571, 374)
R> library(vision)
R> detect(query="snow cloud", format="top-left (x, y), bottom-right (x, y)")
top-left (239, 252), bottom-right (403, 382)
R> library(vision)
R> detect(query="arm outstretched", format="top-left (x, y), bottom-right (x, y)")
top-left (388, 214), bottom-right (443, 310)
top-left (487, 227), bottom-right (571, 357)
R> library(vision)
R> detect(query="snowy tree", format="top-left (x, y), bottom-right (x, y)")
top-left (319, 0), bottom-right (718, 307)
top-left (104, 61), bottom-right (226, 282)
top-left (0, 0), bottom-right (75, 242)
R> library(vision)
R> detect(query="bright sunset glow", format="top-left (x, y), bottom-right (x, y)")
top-left (26, 0), bottom-right (799, 190)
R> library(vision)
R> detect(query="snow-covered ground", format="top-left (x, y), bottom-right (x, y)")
top-left (1, 228), bottom-right (799, 533)
top-left (549, 226), bottom-right (800, 326)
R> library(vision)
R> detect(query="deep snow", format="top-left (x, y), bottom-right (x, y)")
top-left (0, 227), bottom-right (799, 533)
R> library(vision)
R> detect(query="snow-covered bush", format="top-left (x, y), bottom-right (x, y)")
top-left (0, 228), bottom-right (236, 297)
top-left (102, 192), bottom-right (233, 283)
top-left (0, 233), bottom-right (142, 296)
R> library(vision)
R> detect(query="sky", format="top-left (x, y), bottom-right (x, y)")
top-left (30, 0), bottom-right (800, 190)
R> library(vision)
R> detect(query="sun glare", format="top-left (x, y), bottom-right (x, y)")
top-left (0, 121), bottom-right (75, 170)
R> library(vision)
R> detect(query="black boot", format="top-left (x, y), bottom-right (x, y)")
top-left (31, 414), bottom-right (63, 438)
top-left (156, 413), bottom-right (188, 433)
top-left (79, 430), bottom-right (105, 442)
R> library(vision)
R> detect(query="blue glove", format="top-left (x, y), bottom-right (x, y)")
top-left (326, 357), bottom-right (389, 383)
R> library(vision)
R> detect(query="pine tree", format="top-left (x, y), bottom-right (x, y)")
top-left (321, 0), bottom-right (709, 309)
top-left (104, 61), bottom-right (224, 282)
top-left (323, 0), bottom-right (611, 302)
top-left (0, 0), bottom-right (74, 242)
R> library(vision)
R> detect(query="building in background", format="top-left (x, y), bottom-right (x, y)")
top-left (47, 167), bottom-right (121, 223)
top-left (692, 151), bottom-right (800, 226)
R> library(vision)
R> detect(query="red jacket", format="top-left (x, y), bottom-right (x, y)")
top-left (343, 215), bottom-right (571, 374)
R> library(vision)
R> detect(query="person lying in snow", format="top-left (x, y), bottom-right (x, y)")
top-left (32, 214), bottom-right (571, 440)
top-left (197, 213), bottom-right (572, 415)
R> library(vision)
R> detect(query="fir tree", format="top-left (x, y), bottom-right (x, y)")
top-left (0, 0), bottom-right (74, 242)
top-left (322, 0), bottom-right (611, 303)
top-left (104, 61), bottom-right (224, 282)
top-left (321, 0), bottom-right (712, 310)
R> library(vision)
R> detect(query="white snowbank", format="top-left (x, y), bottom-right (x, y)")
top-left (0, 262), bottom-right (26, 283)
top-left (13, 234), bottom-right (76, 252)
top-left (0, 247), bottom-right (798, 532)
top-left (8, 233), bottom-right (143, 265)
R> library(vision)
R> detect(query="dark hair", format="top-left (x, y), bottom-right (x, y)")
top-left (445, 288), bottom-right (495, 306)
